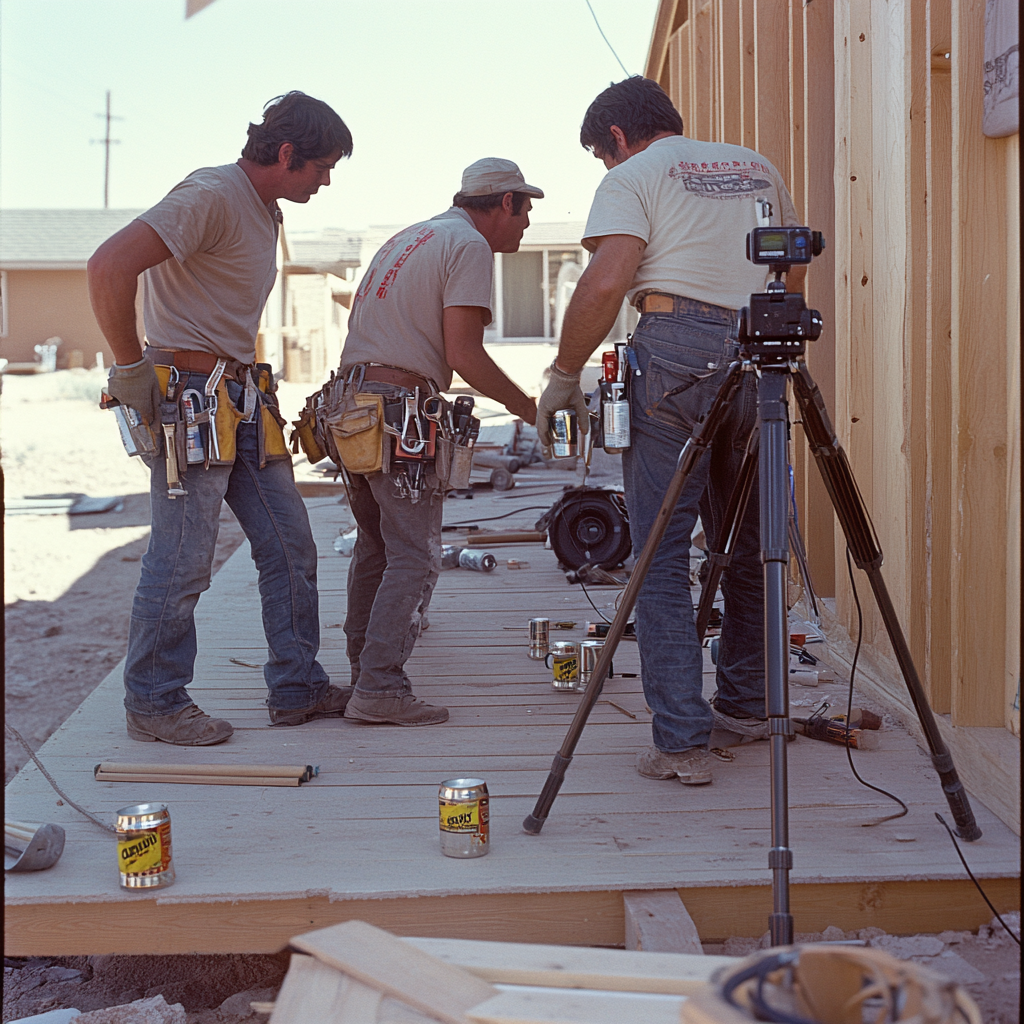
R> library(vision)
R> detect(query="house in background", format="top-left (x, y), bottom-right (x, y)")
top-left (0, 209), bottom-right (143, 369)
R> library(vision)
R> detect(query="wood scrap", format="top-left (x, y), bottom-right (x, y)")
top-left (402, 937), bottom-right (727, 995)
top-left (268, 953), bottom-right (382, 1024)
top-left (93, 762), bottom-right (314, 787)
top-left (623, 890), bottom-right (704, 954)
top-left (466, 531), bottom-right (545, 545)
top-left (290, 920), bottom-right (496, 1024)
top-left (466, 988), bottom-right (684, 1024)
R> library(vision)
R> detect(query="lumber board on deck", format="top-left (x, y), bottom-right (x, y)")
top-left (623, 890), bottom-right (704, 954)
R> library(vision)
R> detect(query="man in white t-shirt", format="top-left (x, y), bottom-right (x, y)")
top-left (88, 92), bottom-right (353, 745)
top-left (338, 159), bottom-right (539, 727)
top-left (537, 77), bottom-right (805, 786)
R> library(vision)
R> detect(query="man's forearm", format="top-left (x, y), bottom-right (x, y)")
top-left (88, 262), bottom-right (145, 365)
top-left (451, 347), bottom-right (536, 423)
top-left (556, 274), bottom-right (627, 375)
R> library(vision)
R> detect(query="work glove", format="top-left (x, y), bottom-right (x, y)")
top-left (106, 360), bottom-right (163, 426)
top-left (536, 361), bottom-right (590, 450)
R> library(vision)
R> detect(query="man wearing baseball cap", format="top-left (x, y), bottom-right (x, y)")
top-left (337, 158), bottom-right (541, 726)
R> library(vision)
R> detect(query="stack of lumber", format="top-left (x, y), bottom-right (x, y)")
top-left (262, 920), bottom-right (734, 1023)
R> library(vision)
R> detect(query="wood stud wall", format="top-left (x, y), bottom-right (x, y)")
top-left (646, 0), bottom-right (1019, 741)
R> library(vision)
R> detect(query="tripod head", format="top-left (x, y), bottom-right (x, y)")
top-left (737, 227), bottom-right (825, 364)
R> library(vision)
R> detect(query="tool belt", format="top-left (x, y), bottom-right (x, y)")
top-left (291, 363), bottom-right (476, 492)
top-left (145, 348), bottom-right (289, 498)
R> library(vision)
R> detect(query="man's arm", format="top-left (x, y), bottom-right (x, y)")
top-left (555, 234), bottom-right (646, 373)
top-left (534, 234), bottom-right (645, 446)
top-left (87, 220), bottom-right (173, 365)
top-left (443, 306), bottom-right (537, 424)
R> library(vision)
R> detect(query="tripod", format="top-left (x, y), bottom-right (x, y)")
top-left (523, 270), bottom-right (982, 947)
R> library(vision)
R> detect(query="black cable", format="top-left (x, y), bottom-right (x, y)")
top-left (843, 548), bottom-right (909, 825)
top-left (579, 579), bottom-right (613, 623)
top-left (445, 505), bottom-right (551, 527)
top-left (935, 813), bottom-right (1021, 946)
top-left (584, 0), bottom-right (631, 77)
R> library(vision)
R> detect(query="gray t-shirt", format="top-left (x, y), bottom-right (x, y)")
top-left (138, 163), bottom-right (280, 363)
top-left (341, 207), bottom-right (493, 390)
top-left (583, 136), bottom-right (798, 310)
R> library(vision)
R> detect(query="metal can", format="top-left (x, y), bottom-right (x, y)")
top-left (182, 390), bottom-right (205, 464)
top-left (438, 778), bottom-right (489, 858)
top-left (546, 641), bottom-right (579, 690)
top-left (116, 803), bottom-right (174, 889)
top-left (528, 617), bottom-right (550, 660)
top-left (550, 409), bottom-right (578, 458)
top-left (602, 383), bottom-right (631, 453)
top-left (458, 549), bottom-right (497, 572)
top-left (577, 640), bottom-right (604, 690)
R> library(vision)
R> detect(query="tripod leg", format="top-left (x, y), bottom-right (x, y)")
top-left (758, 370), bottom-right (795, 946)
top-left (791, 363), bottom-right (982, 841)
top-left (694, 429), bottom-right (759, 640)
top-left (523, 360), bottom-right (748, 834)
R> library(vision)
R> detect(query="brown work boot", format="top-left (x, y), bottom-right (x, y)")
top-left (345, 692), bottom-right (449, 727)
top-left (635, 745), bottom-right (713, 785)
top-left (268, 685), bottom-right (354, 727)
top-left (126, 704), bottom-right (233, 746)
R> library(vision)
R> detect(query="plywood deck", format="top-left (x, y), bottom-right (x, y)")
top-left (5, 480), bottom-right (1019, 954)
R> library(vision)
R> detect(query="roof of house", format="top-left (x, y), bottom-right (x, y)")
top-left (520, 221), bottom-right (587, 247)
top-left (286, 227), bottom-right (363, 276)
top-left (0, 209), bottom-right (144, 269)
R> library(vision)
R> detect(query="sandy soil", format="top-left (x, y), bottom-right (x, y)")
top-left (3, 369), bottom-right (1019, 1022)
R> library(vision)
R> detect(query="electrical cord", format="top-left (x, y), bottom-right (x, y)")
top-left (935, 813), bottom-right (1021, 946)
top-left (5, 722), bottom-right (116, 834)
top-left (445, 505), bottom-right (551, 527)
top-left (842, 548), bottom-right (909, 825)
top-left (584, 0), bottom-right (631, 77)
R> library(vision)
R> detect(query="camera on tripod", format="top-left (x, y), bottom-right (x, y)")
top-left (737, 226), bottom-right (825, 362)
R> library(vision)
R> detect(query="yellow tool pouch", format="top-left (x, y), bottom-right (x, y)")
top-left (255, 366), bottom-right (290, 468)
top-left (327, 392), bottom-right (384, 475)
top-left (291, 403), bottom-right (326, 464)
top-left (211, 379), bottom-right (246, 465)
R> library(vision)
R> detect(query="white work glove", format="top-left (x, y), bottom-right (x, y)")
top-left (536, 361), bottom-right (590, 449)
top-left (106, 360), bottom-right (163, 426)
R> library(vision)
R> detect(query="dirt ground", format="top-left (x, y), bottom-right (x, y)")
top-left (3, 369), bottom-right (1020, 1022)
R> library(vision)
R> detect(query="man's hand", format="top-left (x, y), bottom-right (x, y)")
top-left (106, 361), bottom-right (163, 426)
top-left (536, 362), bottom-right (589, 448)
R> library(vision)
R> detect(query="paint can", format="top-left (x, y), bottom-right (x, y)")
top-left (550, 409), bottom-right (578, 458)
top-left (438, 778), bottom-right (489, 858)
top-left (577, 640), bottom-right (604, 690)
top-left (528, 617), bottom-right (550, 660)
top-left (116, 802), bottom-right (174, 890)
top-left (545, 641), bottom-right (579, 690)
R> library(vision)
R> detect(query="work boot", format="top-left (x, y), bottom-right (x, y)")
top-left (635, 745), bottom-right (713, 785)
top-left (126, 704), bottom-right (234, 746)
top-left (268, 685), bottom-right (354, 727)
top-left (345, 692), bottom-right (449, 727)
top-left (710, 707), bottom-right (769, 748)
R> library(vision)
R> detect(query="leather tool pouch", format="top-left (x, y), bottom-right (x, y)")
top-left (255, 364), bottom-right (290, 469)
top-left (327, 391), bottom-right (385, 475)
top-left (434, 436), bottom-right (474, 490)
top-left (291, 399), bottom-right (326, 464)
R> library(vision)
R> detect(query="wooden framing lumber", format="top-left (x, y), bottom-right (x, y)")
top-left (5, 878), bottom-right (1018, 956)
top-left (623, 890), bottom-right (704, 954)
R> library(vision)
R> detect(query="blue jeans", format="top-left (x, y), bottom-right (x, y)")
top-left (124, 375), bottom-right (329, 716)
top-left (623, 306), bottom-right (765, 752)
top-left (344, 384), bottom-right (444, 698)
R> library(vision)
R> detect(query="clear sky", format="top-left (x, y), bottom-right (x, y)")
top-left (1, 0), bottom-right (660, 233)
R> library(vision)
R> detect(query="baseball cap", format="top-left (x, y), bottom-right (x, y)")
top-left (459, 158), bottom-right (544, 199)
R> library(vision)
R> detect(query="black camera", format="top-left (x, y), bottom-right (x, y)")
top-left (746, 226), bottom-right (824, 266)
top-left (737, 226), bottom-right (824, 360)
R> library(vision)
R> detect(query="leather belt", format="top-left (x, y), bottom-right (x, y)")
top-left (358, 364), bottom-right (435, 393)
top-left (636, 292), bottom-right (736, 325)
top-left (145, 347), bottom-right (250, 382)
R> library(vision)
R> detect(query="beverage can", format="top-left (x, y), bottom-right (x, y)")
top-left (438, 778), bottom-right (489, 858)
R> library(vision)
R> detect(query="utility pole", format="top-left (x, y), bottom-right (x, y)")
top-left (92, 91), bottom-right (122, 208)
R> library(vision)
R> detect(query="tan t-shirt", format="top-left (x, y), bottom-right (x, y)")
top-left (138, 163), bottom-right (280, 364)
top-left (341, 207), bottom-right (493, 390)
top-left (582, 136), bottom-right (799, 310)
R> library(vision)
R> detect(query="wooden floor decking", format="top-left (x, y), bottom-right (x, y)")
top-left (5, 481), bottom-right (1020, 955)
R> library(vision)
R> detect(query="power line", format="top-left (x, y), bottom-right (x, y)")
top-left (91, 90), bottom-right (123, 209)
top-left (585, 0), bottom-right (631, 78)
